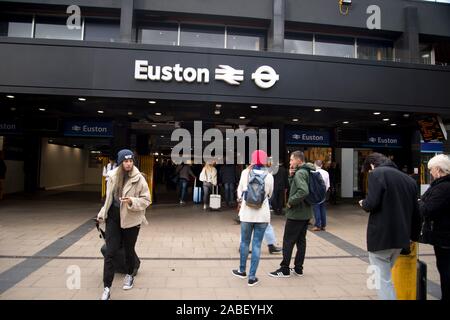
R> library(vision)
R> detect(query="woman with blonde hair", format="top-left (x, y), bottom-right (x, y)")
top-left (199, 161), bottom-right (218, 210)
top-left (419, 154), bottom-right (450, 301)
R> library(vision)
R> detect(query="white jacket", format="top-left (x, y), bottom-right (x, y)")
top-left (237, 168), bottom-right (274, 223)
top-left (97, 166), bottom-right (151, 230)
top-left (199, 166), bottom-right (217, 186)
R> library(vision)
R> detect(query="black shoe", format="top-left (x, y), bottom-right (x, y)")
top-left (290, 268), bottom-right (304, 277)
top-left (248, 277), bottom-right (259, 287)
top-left (232, 269), bottom-right (247, 279)
top-left (268, 244), bottom-right (282, 254)
top-left (268, 268), bottom-right (290, 278)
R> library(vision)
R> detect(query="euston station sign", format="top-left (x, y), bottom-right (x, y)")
top-left (134, 60), bottom-right (280, 89)
top-left (64, 121), bottom-right (113, 137)
top-left (285, 130), bottom-right (330, 146)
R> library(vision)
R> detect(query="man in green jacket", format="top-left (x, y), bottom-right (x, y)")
top-left (269, 151), bottom-right (314, 277)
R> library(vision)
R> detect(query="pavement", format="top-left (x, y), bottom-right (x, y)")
top-left (0, 186), bottom-right (442, 300)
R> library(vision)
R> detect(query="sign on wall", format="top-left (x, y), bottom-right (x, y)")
top-left (285, 130), bottom-right (330, 146)
top-left (64, 121), bottom-right (113, 137)
top-left (364, 133), bottom-right (402, 148)
top-left (0, 120), bottom-right (21, 134)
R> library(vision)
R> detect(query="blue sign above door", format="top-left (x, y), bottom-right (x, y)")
top-left (364, 134), bottom-right (402, 148)
top-left (64, 121), bottom-right (113, 137)
top-left (420, 140), bottom-right (443, 153)
top-left (285, 130), bottom-right (330, 146)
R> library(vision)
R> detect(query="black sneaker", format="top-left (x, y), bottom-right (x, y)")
top-left (248, 277), bottom-right (259, 287)
top-left (290, 268), bottom-right (304, 277)
top-left (231, 269), bottom-right (247, 279)
top-left (268, 268), bottom-right (290, 278)
top-left (123, 274), bottom-right (134, 290)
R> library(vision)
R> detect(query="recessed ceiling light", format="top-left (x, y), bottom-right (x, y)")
top-left (128, 111), bottom-right (133, 116)
top-left (78, 97), bottom-right (86, 101)
top-left (373, 112), bottom-right (381, 115)
top-left (314, 108), bottom-right (322, 112)
top-left (390, 123), bottom-right (397, 126)
top-left (160, 135), bottom-right (164, 138)
top-left (39, 108), bottom-right (46, 111)
top-left (149, 100), bottom-right (156, 104)
top-left (49, 140), bottom-right (53, 143)
top-left (383, 118), bottom-right (390, 122)
top-left (251, 105), bottom-right (258, 109)
top-left (10, 107), bottom-right (16, 111)
top-left (215, 104), bottom-right (222, 108)
top-left (151, 124), bottom-right (157, 127)
top-left (73, 145), bottom-right (77, 147)
top-left (239, 116), bottom-right (246, 119)
top-left (214, 110), bottom-right (221, 115)
top-left (342, 121), bottom-right (349, 124)
top-left (155, 112), bottom-right (162, 116)
top-left (292, 118), bottom-right (299, 122)
top-left (403, 114), bottom-right (410, 118)
top-left (97, 110), bottom-right (104, 114)
top-left (6, 95), bottom-right (15, 99)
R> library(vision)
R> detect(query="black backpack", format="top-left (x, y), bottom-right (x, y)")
top-left (304, 168), bottom-right (327, 205)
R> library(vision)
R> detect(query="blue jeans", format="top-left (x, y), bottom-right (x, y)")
top-left (223, 183), bottom-right (235, 204)
top-left (239, 222), bottom-right (268, 280)
top-left (313, 202), bottom-right (327, 228)
top-left (179, 178), bottom-right (188, 201)
top-left (368, 249), bottom-right (402, 300)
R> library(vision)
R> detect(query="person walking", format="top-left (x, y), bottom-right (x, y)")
top-left (219, 164), bottom-right (238, 208)
top-left (419, 154), bottom-right (450, 301)
top-left (97, 149), bottom-right (151, 300)
top-left (176, 162), bottom-right (196, 205)
top-left (359, 152), bottom-right (421, 300)
top-left (312, 160), bottom-right (330, 231)
top-left (199, 162), bottom-right (217, 210)
top-left (232, 150), bottom-right (274, 286)
top-left (269, 151), bottom-right (314, 278)
top-left (271, 162), bottom-right (289, 215)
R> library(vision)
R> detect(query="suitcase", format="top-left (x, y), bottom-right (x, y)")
top-left (193, 179), bottom-right (202, 204)
top-left (95, 219), bottom-right (141, 276)
top-left (209, 185), bottom-right (221, 210)
top-left (416, 259), bottom-right (427, 300)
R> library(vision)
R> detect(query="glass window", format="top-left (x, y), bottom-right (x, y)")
top-left (139, 23), bottom-right (178, 46)
top-left (180, 25), bottom-right (224, 49)
top-left (84, 19), bottom-right (119, 42)
top-left (35, 16), bottom-right (82, 40)
top-left (0, 15), bottom-right (32, 38)
top-left (357, 39), bottom-right (394, 61)
top-left (284, 33), bottom-right (313, 54)
top-left (227, 27), bottom-right (265, 51)
top-left (315, 35), bottom-right (355, 58)
top-left (419, 43), bottom-right (433, 64)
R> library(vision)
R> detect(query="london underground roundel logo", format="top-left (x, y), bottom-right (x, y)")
top-left (251, 65), bottom-right (280, 89)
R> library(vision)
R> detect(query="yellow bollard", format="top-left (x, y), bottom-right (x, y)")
top-left (392, 242), bottom-right (418, 300)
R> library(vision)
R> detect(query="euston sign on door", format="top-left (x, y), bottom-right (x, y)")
top-left (134, 60), bottom-right (280, 89)
top-left (0, 120), bottom-right (21, 134)
top-left (64, 121), bottom-right (113, 137)
top-left (285, 130), bottom-right (330, 146)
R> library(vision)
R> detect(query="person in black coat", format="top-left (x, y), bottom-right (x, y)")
top-left (359, 153), bottom-right (421, 300)
top-left (419, 154), bottom-right (450, 301)
top-left (219, 164), bottom-right (238, 207)
top-left (270, 162), bottom-right (289, 215)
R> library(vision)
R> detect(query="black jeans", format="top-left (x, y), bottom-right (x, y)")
top-left (103, 206), bottom-right (140, 288)
top-left (271, 188), bottom-right (284, 213)
top-left (280, 219), bottom-right (308, 272)
top-left (434, 245), bottom-right (450, 301)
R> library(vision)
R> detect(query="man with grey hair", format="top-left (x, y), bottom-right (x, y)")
top-left (312, 160), bottom-right (330, 231)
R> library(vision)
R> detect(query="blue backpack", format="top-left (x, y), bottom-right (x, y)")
top-left (244, 169), bottom-right (267, 208)
top-left (304, 169), bottom-right (327, 205)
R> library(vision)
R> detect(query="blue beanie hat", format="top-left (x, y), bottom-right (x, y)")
top-left (117, 149), bottom-right (135, 165)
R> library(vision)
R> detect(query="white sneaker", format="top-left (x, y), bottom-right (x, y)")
top-left (101, 287), bottom-right (110, 300)
top-left (123, 274), bottom-right (134, 290)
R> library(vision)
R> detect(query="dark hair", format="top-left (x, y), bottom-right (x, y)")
top-left (290, 151), bottom-right (305, 162)
top-left (363, 153), bottom-right (389, 172)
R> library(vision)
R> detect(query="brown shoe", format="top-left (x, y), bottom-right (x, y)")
top-left (312, 227), bottom-right (321, 231)
top-left (321, 227), bottom-right (326, 231)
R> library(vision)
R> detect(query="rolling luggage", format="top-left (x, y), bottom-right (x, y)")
top-left (95, 219), bottom-right (141, 276)
top-left (193, 179), bottom-right (202, 204)
top-left (209, 185), bottom-right (221, 210)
